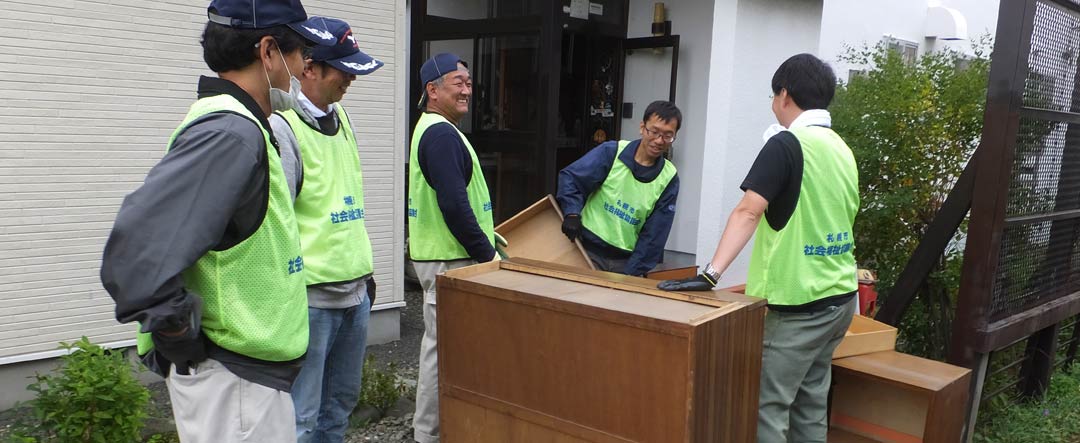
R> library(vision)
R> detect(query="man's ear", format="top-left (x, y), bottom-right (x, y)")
top-left (425, 82), bottom-right (438, 102)
top-left (303, 61), bottom-right (319, 80)
top-left (780, 89), bottom-right (795, 109)
top-left (257, 35), bottom-right (277, 70)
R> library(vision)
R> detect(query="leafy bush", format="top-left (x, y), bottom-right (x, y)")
top-left (13, 337), bottom-right (149, 443)
top-left (831, 38), bottom-right (991, 358)
top-left (358, 355), bottom-right (405, 415)
top-left (143, 433), bottom-right (180, 443)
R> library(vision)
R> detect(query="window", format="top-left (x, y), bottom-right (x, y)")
top-left (883, 36), bottom-right (919, 65)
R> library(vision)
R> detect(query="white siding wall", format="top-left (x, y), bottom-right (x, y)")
top-left (0, 0), bottom-right (405, 362)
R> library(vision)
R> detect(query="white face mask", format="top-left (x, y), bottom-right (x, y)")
top-left (264, 46), bottom-right (302, 112)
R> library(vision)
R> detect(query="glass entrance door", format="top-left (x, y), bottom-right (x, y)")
top-left (419, 34), bottom-right (542, 223)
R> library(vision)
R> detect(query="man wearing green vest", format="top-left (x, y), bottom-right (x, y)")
top-left (267, 17), bottom-right (383, 443)
top-left (408, 52), bottom-right (497, 443)
top-left (658, 54), bottom-right (859, 442)
top-left (100, 1), bottom-right (335, 441)
top-left (557, 101), bottom-right (681, 276)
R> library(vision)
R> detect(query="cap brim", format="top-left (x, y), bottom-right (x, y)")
top-left (326, 51), bottom-right (384, 75)
top-left (287, 21), bottom-right (336, 46)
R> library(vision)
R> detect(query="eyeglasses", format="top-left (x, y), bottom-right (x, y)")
top-left (643, 126), bottom-right (676, 143)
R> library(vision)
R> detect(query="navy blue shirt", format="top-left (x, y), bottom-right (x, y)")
top-left (556, 139), bottom-right (679, 276)
top-left (416, 117), bottom-right (497, 263)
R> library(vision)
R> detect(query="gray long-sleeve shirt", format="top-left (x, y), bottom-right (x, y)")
top-left (269, 93), bottom-right (369, 310)
top-left (100, 76), bottom-right (301, 390)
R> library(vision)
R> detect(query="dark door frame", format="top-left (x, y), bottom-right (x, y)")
top-left (410, 0), bottom-right (631, 199)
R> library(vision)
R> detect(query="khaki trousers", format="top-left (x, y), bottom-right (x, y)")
top-left (411, 259), bottom-right (476, 443)
top-left (166, 358), bottom-right (295, 443)
top-left (757, 297), bottom-right (856, 442)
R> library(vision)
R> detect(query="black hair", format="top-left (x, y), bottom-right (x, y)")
top-left (771, 53), bottom-right (837, 110)
top-left (200, 21), bottom-right (308, 73)
top-left (642, 100), bottom-right (682, 130)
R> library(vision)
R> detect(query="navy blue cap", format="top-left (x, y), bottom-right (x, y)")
top-left (206, 0), bottom-right (336, 46)
top-left (305, 17), bottom-right (384, 75)
top-left (420, 53), bottom-right (468, 86)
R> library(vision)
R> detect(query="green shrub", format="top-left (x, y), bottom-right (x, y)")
top-left (143, 433), bottom-right (179, 443)
top-left (358, 355), bottom-right (404, 415)
top-left (831, 38), bottom-right (991, 358)
top-left (15, 337), bottom-right (149, 443)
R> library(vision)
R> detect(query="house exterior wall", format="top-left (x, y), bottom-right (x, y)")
top-left (695, 0), bottom-right (825, 287)
top-left (674, 0), bottom-right (993, 287)
top-left (612, 0), bottom-right (827, 284)
top-left (0, 0), bottom-right (406, 406)
top-left (624, 0), bottom-right (716, 256)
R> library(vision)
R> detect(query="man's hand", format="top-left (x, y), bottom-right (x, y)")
top-left (366, 277), bottom-right (377, 307)
top-left (562, 214), bottom-right (582, 242)
top-left (152, 329), bottom-right (208, 376)
top-left (494, 232), bottom-right (509, 259)
top-left (152, 295), bottom-right (207, 375)
top-left (657, 273), bottom-right (718, 292)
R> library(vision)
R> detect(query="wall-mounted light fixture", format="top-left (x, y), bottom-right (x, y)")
top-left (652, 3), bottom-right (671, 37)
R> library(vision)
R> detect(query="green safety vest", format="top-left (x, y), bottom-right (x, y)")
top-left (580, 140), bottom-right (677, 252)
top-left (407, 112), bottom-right (495, 261)
top-left (746, 126), bottom-right (859, 306)
top-left (136, 94), bottom-right (308, 362)
top-left (277, 106), bottom-right (373, 285)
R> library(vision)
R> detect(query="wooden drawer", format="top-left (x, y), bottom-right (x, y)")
top-left (437, 259), bottom-right (767, 442)
top-left (833, 315), bottom-right (898, 359)
top-left (494, 195), bottom-right (594, 269)
top-left (830, 351), bottom-right (972, 442)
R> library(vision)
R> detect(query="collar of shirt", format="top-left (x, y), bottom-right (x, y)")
top-left (761, 109), bottom-right (832, 142)
top-left (196, 76), bottom-right (279, 150)
top-left (620, 138), bottom-right (666, 181)
top-left (296, 90), bottom-right (335, 124)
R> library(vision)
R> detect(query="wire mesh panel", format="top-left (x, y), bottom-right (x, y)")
top-left (989, 0), bottom-right (1080, 321)
top-left (1022, 1), bottom-right (1080, 113)
top-left (1004, 118), bottom-right (1076, 217)
top-left (992, 216), bottom-right (1080, 317)
top-left (951, 0), bottom-right (1080, 363)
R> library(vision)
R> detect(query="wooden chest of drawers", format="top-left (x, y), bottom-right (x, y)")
top-left (436, 259), bottom-right (767, 442)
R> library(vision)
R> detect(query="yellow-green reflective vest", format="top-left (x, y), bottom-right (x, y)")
top-left (277, 106), bottom-right (373, 285)
top-left (746, 126), bottom-right (859, 306)
top-left (136, 94), bottom-right (308, 362)
top-left (581, 140), bottom-right (677, 252)
top-left (407, 112), bottom-right (495, 261)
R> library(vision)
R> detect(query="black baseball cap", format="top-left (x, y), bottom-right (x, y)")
top-left (417, 53), bottom-right (468, 109)
top-left (307, 17), bottom-right (384, 75)
top-left (206, 0), bottom-right (336, 46)
top-left (420, 53), bottom-right (467, 86)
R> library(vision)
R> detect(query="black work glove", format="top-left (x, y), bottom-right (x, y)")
top-left (152, 296), bottom-right (207, 376)
top-left (366, 277), bottom-right (377, 308)
top-left (657, 274), bottom-right (718, 292)
top-left (562, 214), bottom-right (582, 242)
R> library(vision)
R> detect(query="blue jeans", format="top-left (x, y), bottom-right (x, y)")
top-left (292, 295), bottom-right (371, 443)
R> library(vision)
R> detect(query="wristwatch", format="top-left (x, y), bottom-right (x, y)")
top-left (702, 263), bottom-right (721, 285)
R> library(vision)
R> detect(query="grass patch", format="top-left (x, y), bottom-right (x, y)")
top-left (974, 365), bottom-right (1080, 442)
